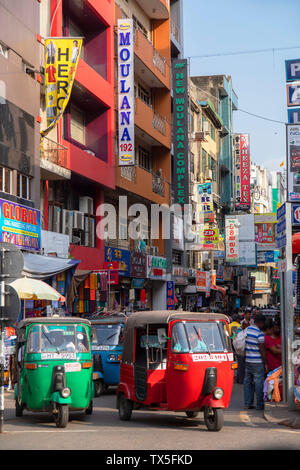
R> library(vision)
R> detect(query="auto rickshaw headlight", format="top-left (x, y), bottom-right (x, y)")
top-left (61, 387), bottom-right (71, 398)
top-left (213, 388), bottom-right (224, 400)
top-left (108, 355), bottom-right (116, 361)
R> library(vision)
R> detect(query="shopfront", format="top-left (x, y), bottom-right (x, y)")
top-left (146, 255), bottom-right (167, 310)
top-left (130, 250), bottom-right (149, 310)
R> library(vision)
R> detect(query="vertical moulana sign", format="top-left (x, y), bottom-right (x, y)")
top-left (172, 59), bottom-right (189, 206)
top-left (118, 19), bottom-right (135, 166)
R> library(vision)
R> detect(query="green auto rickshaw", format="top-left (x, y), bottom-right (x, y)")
top-left (14, 317), bottom-right (94, 428)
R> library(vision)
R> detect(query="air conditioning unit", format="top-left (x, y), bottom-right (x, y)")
top-left (62, 209), bottom-right (73, 240)
top-left (205, 169), bottom-right (212, 180)
top-left (79, 196), bottom-right (94, 215)
top-left (84, 216), bottom-right (95, 247)
top-left (73, 211), bottom-right (84, 230)
top-left (48, 205), bottom-right (61, 233)
top-left (150, 246), bottom-right (159, 256)
top-left (203, 121), bottom-right (210, 134)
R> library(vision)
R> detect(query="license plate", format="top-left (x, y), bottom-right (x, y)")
top-left (64, 362), bottom-right (81, 373)
top-left (93, 373), bottom-right (99, 380)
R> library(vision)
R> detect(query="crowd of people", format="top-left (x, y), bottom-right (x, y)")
top-left (227, 306), bottom-right (282, 410)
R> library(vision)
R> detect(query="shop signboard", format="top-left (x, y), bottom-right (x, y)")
top-left (292, 203), bottom-right (300, 225)
top-left (118, 18), bottom-right (135, 166)
top-left (223, 266), bottom-right (233, 281)
top-left (131, 278), bottom-right (144, 288)
top-left (288, 108), bottom-right (300, 124)
top-left (276, 203), bottom-right (287, 249)
top-left (103, 261), bottom-right (119, 285)
top-left (197, 183), bottom-right (214, 223)
top-left (286, 124), bottom-right (300, 201)
top-left (172, 59), bottom-right (189, 206)
top-left (172, 266), bottom-right (188, 285)
top-left (286, 59), bottom-right (300, 82)
top-left (234, 134), bottom-right (251, 211)
top-left (146, 255), bottom-right (167, 280)
top-left (255, 213), bottom-right (277, 250)
top-left (104, 246), bottom-right (131, 277)
top-left (287, 82), bottom-right (300, 107)
top-left (196, 270), bottom-right (210, 292)
top-left (41, 230), bottom-right (69, 258)
top-left (225, 217), bottom-right (239, 262)
top-left (199, 228), bottom-right (219, 250)
top-left (130, 250), bottom-right (147, 278)
top-left (166, 280), bottom-right (175, 310)
top-left (0, 199), bottom-right (41, 251)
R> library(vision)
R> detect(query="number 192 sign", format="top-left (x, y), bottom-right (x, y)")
top-left (118, 19), bottom-right (135, 166)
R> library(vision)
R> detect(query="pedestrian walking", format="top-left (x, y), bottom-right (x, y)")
top-left (264, 318), bottom-right (282, 373)
top-left (244, 314), bottom-right (268, 410)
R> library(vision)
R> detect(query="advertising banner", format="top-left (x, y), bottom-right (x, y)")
top-left (0, 199), bottom-right (41, 251)
top-left (234, 134), bottom-right (251, 210)
top-left (225, 218), bottom-right (239, 262)
top-left (197, 183), bottom-right (214, 223)
top-left (172, 59), bottom-right (189, 206)
top-left (103, 262), bottom-right (119, 285)
top-left (41, 37), bottom-right (83, 137)
top-left (104, 246), bottom-right (131, 277)
top-left (287, 124), bottom-right (300, 201)
top-left (198, 228), bottom-right (219, 250)
top-left (196, 270), bottom-right (210, 292)
top-left (118, 19), bottom-right (135, 165)
top-left (255, 213), bottom-right (277, 250)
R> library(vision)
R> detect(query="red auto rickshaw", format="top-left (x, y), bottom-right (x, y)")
top-left (116, 311), bottom-right (236, 431)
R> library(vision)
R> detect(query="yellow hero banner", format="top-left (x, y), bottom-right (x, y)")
top-left (41, 37), bottom-right (83, 137)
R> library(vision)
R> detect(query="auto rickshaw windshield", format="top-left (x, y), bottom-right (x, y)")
top-left (26, 324), bottom-right (90, 354)
top-left (91, 324), bottom-right (122, 346)
top-left (171, 321), bottom-right (228, 353)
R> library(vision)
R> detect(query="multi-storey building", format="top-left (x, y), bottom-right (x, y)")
top-left (40, 0), bottom-right (115, 272)
top-left (0, 0), bottom-right (40, 210)
top-left (190, 75), bottom-right (238, 227)
top-left (102, 0), bottom-right (173, 310)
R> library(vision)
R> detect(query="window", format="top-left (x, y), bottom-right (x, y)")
top-left (17, 173), bottom-right (30, 200)
top-left (0, 42), bottom-right (8, 59)
top-left (172, 250), bottom-right (183, 265)
top-left (132, 15), bottom-right (149, 39)
top-left (0, 167), bottom-right (13, 194)
top-left (68, 20), bottom-right (84, 60)
top-left (211, 125), bottom-right (215, 141)
top-left (202, 149), bottom-right (207, 172)
top-left (70, 105), bottom-right (85, 145)
top-left (137, 83), bottom-right (152, 107)
top-left (138, 146), bottom-right (151, 171)
top-left (171, 322), bottom-right (226, 354)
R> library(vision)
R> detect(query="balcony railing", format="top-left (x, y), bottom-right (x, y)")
top-left (120, 165), bottom-right (136, 182)
top-left (40, 136), bottom-right (68, 168)
top-left (133, 25), bottom-right (167, 77)
top-left (153, 112), bottom-right (167, 136)
top-left (171, 21), bottom-right (181, 44)
top-left (152, 173), bottom-right (165, 197)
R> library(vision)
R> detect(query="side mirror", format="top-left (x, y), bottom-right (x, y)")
top-left (157, 328), bottom-right (167, 346)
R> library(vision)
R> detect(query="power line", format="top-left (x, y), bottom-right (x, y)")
top-left (189, 45), bottom-right (300, 59)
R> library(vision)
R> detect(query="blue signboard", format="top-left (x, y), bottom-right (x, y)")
top-left (104, 246), bottom-right (131, 277)
top-left (292, 204), bottom-right (300, 225)
top-left (0, 198), bottom-right (41, 251)
top-left (166, 280), bottom-right (175, 310)
top-left (288, 107), bottom-right (300, 124)
top-left (287, 82), bottom-right (300, 107)
top-left (286, 59), bottom-right (300, 82)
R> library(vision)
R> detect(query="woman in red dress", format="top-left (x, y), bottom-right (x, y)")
top-left (264, 318), bottom-right (282, 372)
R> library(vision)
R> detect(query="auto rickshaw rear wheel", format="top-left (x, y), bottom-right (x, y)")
top-left (54, 404), bottom-right (69, 428)
top-left (85, 400), bottom-right (93, 415)
top-left (204, 407), bottom-right (224, 432)
top-left (15, 399), bottom-right (23, 417)
top-left (185, 411), bottom-right (199, 418)
top-left (118, 393), bottom-right (133, 421)
top-left (94, 380), bottom-right (104, 397)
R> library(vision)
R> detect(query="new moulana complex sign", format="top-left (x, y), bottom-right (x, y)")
top-left (172, 59), bottom-right (189, 206)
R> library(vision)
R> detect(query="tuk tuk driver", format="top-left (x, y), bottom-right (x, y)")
top-left (173, 328), bottom-right (207, 353)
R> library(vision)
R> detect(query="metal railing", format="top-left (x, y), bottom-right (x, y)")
top-left (40, 136), bottom-right (68, 168)
top-left (152, 173), bottom-right (165, 196)
top-left (133, 25), bottom-right (167, 77)
top-left (120, 165), bottom-right (136, 182)
top-left (153, 112), bottom-right (167, 135)
top-left (171, 21), bottom-right (181, 44)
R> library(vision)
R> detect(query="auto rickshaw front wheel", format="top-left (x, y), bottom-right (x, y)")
top-left (204, 407), bottom-right (224, 432)
top-left (54, 404), bottom-right (69, 428)
top-left (15, 399), bottom-right (23, 417)
top-left (118, 393), bottom-right (133, 421)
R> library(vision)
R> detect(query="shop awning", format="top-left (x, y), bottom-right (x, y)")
top-left (211, 284), bottom-right (226, 296)
top-left (22, 252), bottom-right (81, 280)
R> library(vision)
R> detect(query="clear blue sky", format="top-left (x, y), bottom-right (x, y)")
top-left (183, 0), bottom-right (300, 172)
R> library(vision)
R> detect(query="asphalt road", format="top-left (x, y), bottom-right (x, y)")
top-left (0, 383), bottom-right (300, 451)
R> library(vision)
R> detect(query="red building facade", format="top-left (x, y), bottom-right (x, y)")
top-left (42, 0), bottom-right (115, 270)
